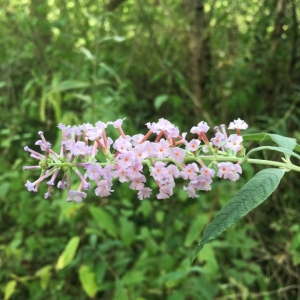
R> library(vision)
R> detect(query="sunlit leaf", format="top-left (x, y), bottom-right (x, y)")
top-left (79, 265), bottom-right (98, 298)
top-left (36, 265), bottom-right (52, 290)
top-left (56, 236), bottom-right (80, 270)
top-left (4, 280), bottom-right (17, 300)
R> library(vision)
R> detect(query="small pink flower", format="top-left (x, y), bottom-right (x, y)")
top-left (157, 186), bottom-right (173, 199)
top-left (70, 141), bottom-right (90, 156)
top-left (156, 139), bottom-right (171, 158)
top-left (200, 167), bottom-right (215, 178)
top-left (146, 118), bottom-right (178, 138)
top-left (138, 187), bottom-right (152, 200)
top-left (113, 137), bottom-right (132, 152)
top-left (186, 139), bottom-right (200, 151)
top-left (181, 163), bottom-right (199, 180)
top-left (191, 176), bottom-right (212, 191)
top-left (152, 162), bottom-right (167, 181)
top-left (129, 175), bottom-right (146, 190)
top-left (112, 167), bottom-right (129, 183)
top-left (167, 165), bottom-right (180, 178)
top-left (227, 134), bottom-right (243, 151)
top-left (117, 152), bottom-right (135, 168)
top-left (190, 121), bottom-right (210, 134)
top-left (170, 147), bottom-right (185, 163)
top-left (95, 121), bottom-right (108, 129)
top-left (95, 180), bottom-right (113, 197)
top-left (211, 132), bottom-right (225, 147)
top-left (68, 190), bottom-right (87, 203)
top-left (143, 141), bottom-right (158, 158)
top-left (127, 161), bottom-right (143, 179)
top-left (183, 185), bottom-right (199, 198)
top-left (109, 118), bottom-right (126, 128)
top-left (228, 118), bottom-right (248, 130)
top-left (217, 162), bottom-right (242, 181)
top-left (86, 163), bottom-right (102, 181)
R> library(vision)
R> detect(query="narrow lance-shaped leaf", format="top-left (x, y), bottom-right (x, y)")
top-left (192, 168), bottom-right (285, 262)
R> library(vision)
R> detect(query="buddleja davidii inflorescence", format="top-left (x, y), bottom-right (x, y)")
top-left (23, 118), bottom-right (248, 202)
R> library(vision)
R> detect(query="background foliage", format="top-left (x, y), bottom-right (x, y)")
top-left (1, 0), bottom-right (300, 299)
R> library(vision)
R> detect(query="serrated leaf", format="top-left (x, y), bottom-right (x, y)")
top-left (192, 169), bottom-right (285, 261)
top-left (4, 280), bottom-right (17, 300)
top-left (246, 146), bottom-right (300, 160)
top-left (79, 265), bottom-right (98, 298)
top-left (89, 206), bottom-right (117, 237)
top-left (56, 236), bottom-right (80, 270)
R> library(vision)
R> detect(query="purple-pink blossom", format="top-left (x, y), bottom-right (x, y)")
top-left (228, 118), bottom-right (248, 130)
top-left (217, 162), bottom-right (242, 181)
top-left (190, 121), bottom-right (210, 134)
top-left (185, 139), bottom-right (200, 151)
top-left (24, 118), bottom-right (247, 201)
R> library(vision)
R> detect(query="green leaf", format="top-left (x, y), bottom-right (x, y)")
top-left (89, 206), bottom-right (117, 238)
top-left (79, 265), bottom-right (98, 298)
top-left (36, 265), bottom-right (52, 290)
top-left (50, 80), bottom-right (90, 93)
top-left (56, 236), bottom-right (80, 270)
top-left (242, 133), bottom-right (266, 142)
top-left (156, 270), bottom-right (187, 284)
top-left (184, 214), bottom-right (207, 247)
top-left (295, 144), bottom-right (300, 152)
top-left (192, 169), bottom-right (285, 261)
top-left (68, 93), bottom-right (92, 103)
top-left (121, 270), bottom-right (145, 285)
top-left (119, 216), bottom-right (136, 247)
top-left (79, 47), bottom-right (95, 61)
top-left (4, 280), bottom-right (17, 300)
top-left (246, 146), bottom-right (300, 160)
top-left (99, 62), bottom-right (121, 84)
top-left (267, 134), bottom-right (296, 151)
top-left (154, 95), bottom-right (168, 110)
top-left (243, 133), bottom-right (299, 152)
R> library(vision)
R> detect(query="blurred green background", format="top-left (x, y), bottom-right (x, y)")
top-left (1, 0), bottom-right (300, 299)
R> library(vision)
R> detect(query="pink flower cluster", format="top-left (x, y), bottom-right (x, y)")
top-left (23, 118), bottom-right (248, 202)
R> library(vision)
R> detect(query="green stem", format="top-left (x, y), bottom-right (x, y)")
top-left (185, 155), bottom-right (300, 172)
top-left (48, 155), bottom-right (300, 172)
